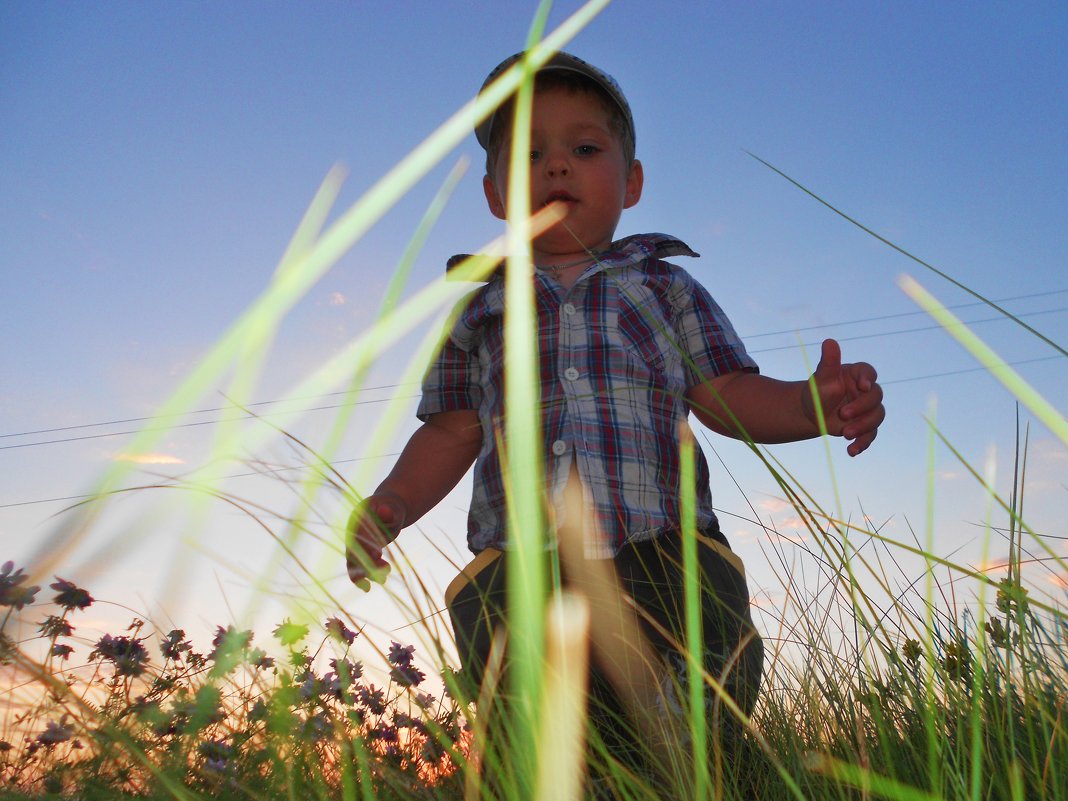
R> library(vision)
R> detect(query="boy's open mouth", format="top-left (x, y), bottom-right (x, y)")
top-left (542, 191), bottom-right (578, 207)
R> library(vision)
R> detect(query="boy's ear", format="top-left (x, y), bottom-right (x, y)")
top-left (623, 159), bottom-right (644, 209)
top-left (483, 175), bottom-right (507, 220)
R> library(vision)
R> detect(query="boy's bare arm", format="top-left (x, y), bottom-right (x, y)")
top-left (347, 409), bottom-right (481, 585)
top-left (685, 339), bottom-right (884, 457)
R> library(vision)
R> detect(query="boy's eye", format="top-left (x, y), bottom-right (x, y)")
top-left (574, 144), bottom-right (599, 156)
top-left (529, 150), bottom-right (541, 162)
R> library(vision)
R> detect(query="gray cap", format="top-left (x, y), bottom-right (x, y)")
top-left (475, 51), bottom-right (635, 152)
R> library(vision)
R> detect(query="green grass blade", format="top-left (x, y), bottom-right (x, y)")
top-left (901, 275), bottom-right (1068, 446)
top-left (746, 151), bottom-right (1067, 359)
top-left (678, 424), bottom-right (708, 799)
top-left (502, 10), bottom-right (552, 793)
top-left (812, 754), bottom-right (948, 801)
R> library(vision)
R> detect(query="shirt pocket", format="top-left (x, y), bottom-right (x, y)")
top-left (614, 287), bottom-right (675, 376)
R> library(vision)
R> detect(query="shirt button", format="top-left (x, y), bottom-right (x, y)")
top-left (551, 440), bottom-right (568, 456)
top-left (562, 303), bottom-right (576, 315)
top-left (564, 367), bottom-right (580, 381)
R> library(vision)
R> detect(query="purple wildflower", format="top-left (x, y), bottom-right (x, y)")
top-left (390, 663), bottom-right (426, 688)
top-left (160, 629), bottom-right (190, 660)
top-left (39, 615), bottom-right (74, 639)
top-left (369, 723), bottom-right (399, 743)
top-left (249, 648), bottom-right (275, 670)
top-left (36, 718), bottom-right (73, 747)
top-left (91, 634), bottom-right (150, 677)
top-left (387, 641), bottom-right (416, 666)
top-left (51, 643), bottom-right (74, 661)
top-left (325, 616), bottom-right (358, 645)
top-left (298, 669), bottom-right (322, 701)
top-left (304, 710), bottom-right (332, 742)
top-left (198, 738), bottom-right (232, 760)
top-left (387, 642), bottom-right (425, 685)
top-left (329, 657), bottom-right (362, 683)
top-left (198, 738), bottom-right (232, 774)
top-left (416, 692), bottom-right (436, 709)
top-left (357, 684), bottom-right (386, 716)
top-left (0, 561), bottom-right (39, 609)
top-left (322, 671), bottom-right (342, 700)
top-left (49, 578), bottom-right (93, 610)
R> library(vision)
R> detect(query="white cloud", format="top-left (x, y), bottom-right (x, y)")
top-left (975, 558), bottom-right (1012, 575)
top-left (112, 452), bottom-right (185, 465)
top-left (758, 497), bottom-right (793, 514)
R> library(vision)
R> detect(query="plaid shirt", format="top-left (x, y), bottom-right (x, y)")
top-left (418, 233), bottom-right (758, 558)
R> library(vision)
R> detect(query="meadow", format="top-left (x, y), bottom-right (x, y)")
top-left (3, 5), bottom-right (1067, 799)
top-left (3, 427), bottom-right (1066, 801)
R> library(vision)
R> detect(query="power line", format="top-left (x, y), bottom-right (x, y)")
top-left (4, 348), bottom-right (1065, 509)
top-left (0, 383), bottom-right (419, 440)
top-left (3, 298), bottom-right (1065, 452)
top-left (882, 355), bottom-right (1064, 385)
top-left (4, 344), bottom-right (1061, 511)
top-left (749, 306), bottom-right (1067, 355)
top-left (0, 394), bottom-right (421, 451)
top-left (0, 452), bottom-right (402, 510)
top-left (740, 288), bottom-right (1068, 339)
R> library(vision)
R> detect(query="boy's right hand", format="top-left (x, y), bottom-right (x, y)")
top-left (346, 495), bottom-right (406, 590)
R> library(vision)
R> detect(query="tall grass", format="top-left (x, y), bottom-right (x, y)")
top-left (3, 2), bottom-right (1067, 799)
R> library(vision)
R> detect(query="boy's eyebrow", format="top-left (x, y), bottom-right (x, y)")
top-left (527, 120), bottom-right (614, 138)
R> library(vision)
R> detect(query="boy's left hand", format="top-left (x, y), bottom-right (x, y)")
top-left (807, 339), bottom-right (885, 457)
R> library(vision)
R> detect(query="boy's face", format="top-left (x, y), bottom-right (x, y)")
top-left (483, 86), bottom-right (643, 264)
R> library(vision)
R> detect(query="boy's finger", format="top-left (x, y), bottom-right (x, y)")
top-left (814, 338), bottom-right (843, 381)
top-left (348, 561), bottom-right (390, 591)
top-left (847, 428), bottom-right (878, 457)
top-left (849, 362), bottom-right (878, 393)
top-left (843, 405), bottom-right (885, 440)
top-left (842, 377), bottom-right (884, 417)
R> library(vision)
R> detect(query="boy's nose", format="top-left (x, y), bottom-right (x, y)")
top-left (543, 150), bottom-right (570, 177)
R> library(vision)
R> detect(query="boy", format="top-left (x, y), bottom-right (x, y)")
top-left (348, 51), bottom-right (884, 781)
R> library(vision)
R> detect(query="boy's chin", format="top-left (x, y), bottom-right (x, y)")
top-left (532, 229), bottom-right (610, 259)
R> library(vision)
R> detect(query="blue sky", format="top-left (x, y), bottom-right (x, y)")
top-left (2, 1), bottom-right (1066, 661)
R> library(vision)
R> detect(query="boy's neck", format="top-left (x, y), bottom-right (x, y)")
top-left (534, 252), bottom-right (605, 289)
top-left (533, 237), bottom-right (612, 271)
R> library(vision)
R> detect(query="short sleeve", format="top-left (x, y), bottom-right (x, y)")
top-left (670, 270), bottom-right (758, 387)
top-left (416, 309), bottom-right (483, 422)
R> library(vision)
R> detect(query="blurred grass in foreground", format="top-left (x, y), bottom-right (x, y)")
top-left (3, 1), bottom-right (1068, 798)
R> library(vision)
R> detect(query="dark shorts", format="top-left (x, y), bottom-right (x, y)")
top-left (445, 525), bottom-right (764, 763)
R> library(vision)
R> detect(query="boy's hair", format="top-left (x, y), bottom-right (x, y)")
top-left (484, 71), bottom-right (636, 177)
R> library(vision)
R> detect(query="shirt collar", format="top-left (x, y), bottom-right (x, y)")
top-left (445, 233), bottom-right (699, 281)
